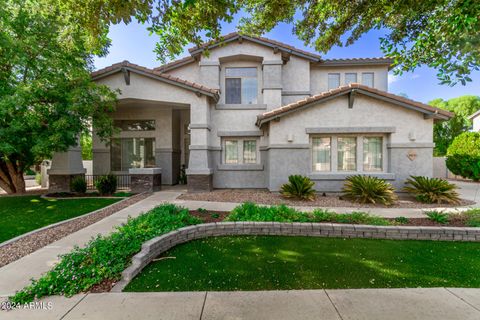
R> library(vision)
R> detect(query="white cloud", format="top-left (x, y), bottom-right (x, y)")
top-left (388, 74), bottom-right (400, 84)
top-left (411, 74), bottom-right (421, 79)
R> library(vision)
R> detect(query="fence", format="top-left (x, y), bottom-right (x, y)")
top-left (85, 174), bottom-right (131, 191)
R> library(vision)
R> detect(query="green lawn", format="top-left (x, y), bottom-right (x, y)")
top-left (0, 196), bottom-right (120, 243)
top-left (125, 236), bottom-right (480, 291)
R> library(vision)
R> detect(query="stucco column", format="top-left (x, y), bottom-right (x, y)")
top-left (262, 60), bottom-right (283, 110)
top-left (47, 138), bottom-right (86, 192)
top-left (187, 97), bottom-right (214, 191)
top-left (199, 61), bottom-right (220, 90)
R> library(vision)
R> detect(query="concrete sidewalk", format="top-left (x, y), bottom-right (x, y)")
top-left (2, 288), bottom-right (480, 320)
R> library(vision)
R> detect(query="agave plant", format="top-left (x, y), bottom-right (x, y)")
top-left (342, 175), bottom-right (397, 205)
top-left (403, 176), bottom-right (460, 204)
top-left (280, 175), bottom-right (316, 201)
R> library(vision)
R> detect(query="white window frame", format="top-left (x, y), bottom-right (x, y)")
top-left (225, 67), bottom-right (258, 104)
top-left (223, 137), bottom-right (259, 164)
top-left (363, 135), bottom-right (384, 172)
top-left (361, 72), bottom-right (375, 87)
top-left (310, 134), bottom-right (387, 174)
top-left (345, 73), bottom-right (358, 85)
top-left (327, 73), bottom-right (340, 90)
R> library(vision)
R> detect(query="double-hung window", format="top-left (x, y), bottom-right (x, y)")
top-left (225, 68), bottom-right (258, 104)
top-left (312, 137), bottom-right (331, 171)
top-left (361, 72), bottom-right (374, 87)
top-left (363, 136), bottom-right (383, 171)
top-left (337, 137), bottom-right (357, 171)
top-left (327, 73), bottom-right (340, 90)
top-left (345, 73), bottom-right (357, 85)
top-left (224, 138), bottom-right (258, 164)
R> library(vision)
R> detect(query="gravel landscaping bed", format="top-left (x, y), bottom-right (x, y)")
top-left (179, 189), bottom-right (475, 208)
top-left (0, 192), bottom-right (150, 267)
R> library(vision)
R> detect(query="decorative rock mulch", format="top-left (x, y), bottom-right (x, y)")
top-left (0, 192), bottom-right (150, 268)
top-left (178, 189), bottom-right (475, 208)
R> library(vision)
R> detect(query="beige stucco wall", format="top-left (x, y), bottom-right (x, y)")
top-left (266, 94), bottom-right (434, 191)
top-left (310, 66), bottom-right (388, 94)
top-left (269, 95), bottom-right (432, 145)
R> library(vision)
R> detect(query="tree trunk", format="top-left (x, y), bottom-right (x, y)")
top-left (0, 160), bottom-right (26, 194)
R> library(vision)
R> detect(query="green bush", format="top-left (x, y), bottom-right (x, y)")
top-left (71, 176), bottom-right (87, 194)
top-left (280, 175), bottom-right (316, 201)
top-left (462, 208), bottom-right (480, 227)
top-left (446, 132), bottom-right (480, 181)
top-left (35, 173), bottom-right (42, 185)
top-left (403, 176), bottom-right (460, 204)
top-left (227, 202), bottom-right (390, 225)
top-left (95, 174), bottom-right (117, 195)
top-left (342, 175), bottom-right (397, 205)
top-left (394, 216), bottom-right (409, 225)
top-left (9, 204), bottom-right (201, 304)
top-left (24, 168), bottom-right (36, 176)
top-left (425, 210), bottom-right (449, 224)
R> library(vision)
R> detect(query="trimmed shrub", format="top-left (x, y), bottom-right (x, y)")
top-left (71, 176), bottom-right (87, 194)
top-left (10, 204), bottom-right (201, 303)
top-left (227, 202), bottom-right (390, 225)
top-left (342, 175), bottom-right (397, 205)
top-left (403, 176), bottom-right (460, 204)
top-left (280, 175), bottom-right (316, 201)
top-left (425, 210), bottom-right (449, 224)
top-left (95, 174), bottom-right (117, 195)
top-left (446, 132), bottom-right (480, 181)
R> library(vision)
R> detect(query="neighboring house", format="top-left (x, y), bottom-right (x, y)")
top-left (91, 32), bottom-right (453, 192)
top-left (469, 110), bottom-right (480, 132)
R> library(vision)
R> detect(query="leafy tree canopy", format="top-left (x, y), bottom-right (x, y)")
top-left (431, 96), bottom-right (480, 156)
top-left (55, 0), bottom-right (480, 85)
top-left (0, 0), bottom-right (117, 193)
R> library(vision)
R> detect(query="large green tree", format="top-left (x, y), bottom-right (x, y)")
top-left (53, 0), bottom-right (480, 85)
top-left (431, 96), bottom-right (480, 156)
top-left (0, 0), bottom-right (116, 194)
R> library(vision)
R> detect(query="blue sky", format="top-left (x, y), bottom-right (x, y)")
top-left (94, 19), bottom-right (479, 104)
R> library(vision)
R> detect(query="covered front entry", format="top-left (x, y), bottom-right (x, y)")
top-left (93, 99), bottom-right (191, 185)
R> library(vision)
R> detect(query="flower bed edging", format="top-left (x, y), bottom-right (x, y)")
top-left (112, 222), bottom-right (480, 292)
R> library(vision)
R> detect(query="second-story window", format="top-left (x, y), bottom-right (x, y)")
top-left (362, 72), bottom-right (374, 87)
top-left (345, 73), bottom-right (357, 85)
top-left (328, 73), bottom-right (340, 90)
top-left (225, 67), bottom-right (258, 104)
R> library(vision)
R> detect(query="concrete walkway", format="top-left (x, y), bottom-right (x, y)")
top-left (0, 191), bottom-right (183, 296)
top-left (2, 288), bottom-right (480, 319)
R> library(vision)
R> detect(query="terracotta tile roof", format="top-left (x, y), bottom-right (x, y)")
top-left (91, 61), bottom-right (219, 99)
top-left (153, 56), bottom-right (196, 72)
top-left (188, 32), bottom-right (321, 61)
top-left (317, 57), bottom-right (394, 69)
top-left (256, 83), bottom-right (453, 126)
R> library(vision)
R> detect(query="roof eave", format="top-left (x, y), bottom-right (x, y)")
top-left (91, 66), bottom-right (219, 102)
top-left (189, 34), bottom-right (321, 62)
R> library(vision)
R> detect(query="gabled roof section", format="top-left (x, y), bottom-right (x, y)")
top-left (188, 32), bottom-right (321, 61)
top-left (153, 56), bottom-right (196, 73)
top-left (256, 84), bottom-right (453, 126)
top-left (469, 109), bottom-right (480, 120)
top-left (91, 61), bottom-right (219, 100)
top-left (315, 57), bottom-right (394, 70)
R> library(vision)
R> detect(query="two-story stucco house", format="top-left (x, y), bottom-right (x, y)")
top-left (91, 32), bottom-right (453, 192)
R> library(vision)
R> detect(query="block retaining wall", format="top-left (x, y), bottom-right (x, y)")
top-left (112, 222), bottom-right (480, 291)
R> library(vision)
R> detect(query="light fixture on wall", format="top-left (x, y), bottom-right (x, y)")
top-left (287, 134), bottom-right (294, 142)
top-left (408, 131), bottom-right (416, 141)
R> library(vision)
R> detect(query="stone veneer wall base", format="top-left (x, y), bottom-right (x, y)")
top-left (112, 222), bottom-right (480, 292)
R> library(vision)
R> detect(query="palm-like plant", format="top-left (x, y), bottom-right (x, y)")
top-left (342, 175), bottom-right (397, 206)
top-left (403, 176), bottom-right (460, 204)
top-left (280, 175), bottom-right (316, 201)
